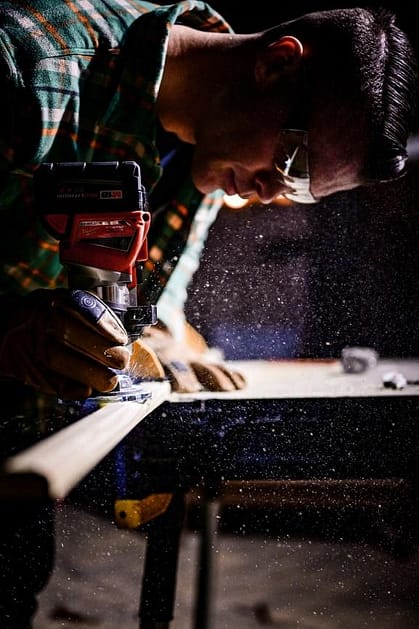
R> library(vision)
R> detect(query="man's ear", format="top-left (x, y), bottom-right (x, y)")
top-left (255, 36), bottom-right (303, 87)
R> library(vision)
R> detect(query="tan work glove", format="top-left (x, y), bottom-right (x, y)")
top-left (129, 321), bottom-right (246, 393)
top-left (0, 289), bottom-right (130, 400)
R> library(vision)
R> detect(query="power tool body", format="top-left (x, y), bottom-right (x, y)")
top-left (34, 161), bottom-right (157, 403)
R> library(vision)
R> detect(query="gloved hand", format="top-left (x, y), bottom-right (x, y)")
top-left (0, 289), bottom-right (130, 399)
top-left (129, 321), bottom-right (246, 393)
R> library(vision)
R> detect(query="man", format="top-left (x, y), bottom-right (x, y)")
top-left (0, 1), bottom-right (416, 399)
top-left (0, 2), bottom-right (417, 626)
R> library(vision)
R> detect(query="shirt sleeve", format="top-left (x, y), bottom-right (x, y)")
top-left (156, 191), bottom-right (224, 340)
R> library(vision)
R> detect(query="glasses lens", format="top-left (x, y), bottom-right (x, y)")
top-left (273, 130), bottom-right (317, 204)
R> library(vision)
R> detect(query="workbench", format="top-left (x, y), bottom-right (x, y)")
top-left (2, 358), bottom-right (419, 499)
top-left (1, 358), bottom-right (419, 628)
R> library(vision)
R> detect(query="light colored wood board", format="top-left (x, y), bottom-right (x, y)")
top-left (170, 359), bottom-right (419, 402)
top-left (3, 380), bottom-right (170, 499)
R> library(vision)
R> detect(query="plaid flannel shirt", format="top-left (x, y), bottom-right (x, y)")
top-left (0, 0), bottom-right (229, 311)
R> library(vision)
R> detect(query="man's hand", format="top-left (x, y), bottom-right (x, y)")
top-left (129, 321), bottom-right (246, 393)
top-left (0, 289), bottom-right (130, 399)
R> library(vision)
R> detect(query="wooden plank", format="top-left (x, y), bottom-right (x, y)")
top-left (1, 380), bottom-right (171, 500)
top-left (213, 478), bottom-right (412, 508)
top-left (170, 359), bottom-right (419, 402)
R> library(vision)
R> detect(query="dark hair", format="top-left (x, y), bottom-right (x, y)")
top-left (265, 7), bottom-right (418, 182)
top-left (347, 7), bottom-right (418, 181)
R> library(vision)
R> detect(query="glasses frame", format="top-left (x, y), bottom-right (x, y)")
top-left (272, 64), bottom-right (317, 204)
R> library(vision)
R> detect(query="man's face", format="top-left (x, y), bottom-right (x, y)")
top-left (190, 76), bottom-right (368, 205)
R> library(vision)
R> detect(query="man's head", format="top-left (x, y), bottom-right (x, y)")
top-left (183, 7), bottom-right (417, 204)
top-left (267, 7), bottom-right (418, 201)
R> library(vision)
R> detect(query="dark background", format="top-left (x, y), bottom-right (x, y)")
top-left (182, 1), bottom-right (419, 360)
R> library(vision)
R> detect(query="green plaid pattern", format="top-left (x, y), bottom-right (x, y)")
top-left (0, 0), bottom-right (231, 301)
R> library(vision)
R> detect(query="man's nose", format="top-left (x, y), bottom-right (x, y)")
top-left (254, 172), bottom-right (293, 204)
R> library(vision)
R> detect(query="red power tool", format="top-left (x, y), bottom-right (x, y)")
top-left (34, 161), bottom-right (157, 341)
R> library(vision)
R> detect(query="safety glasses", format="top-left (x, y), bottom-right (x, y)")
top-left (273, 129), bottom-right (317, 204)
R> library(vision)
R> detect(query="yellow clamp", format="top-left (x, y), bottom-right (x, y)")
top-left (114, 493), bottom-right (173, 529)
